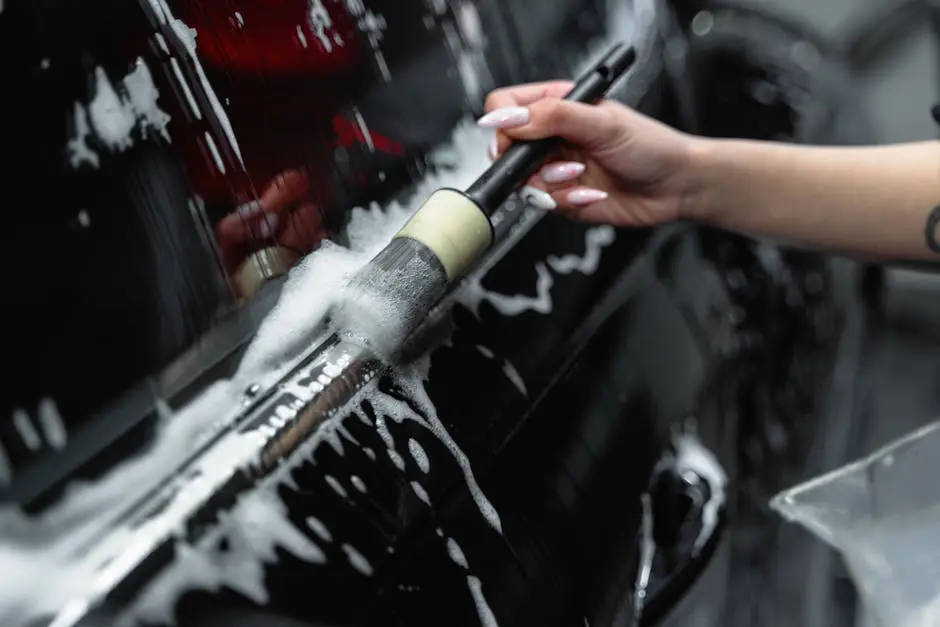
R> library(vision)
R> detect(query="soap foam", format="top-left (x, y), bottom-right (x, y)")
top-left (666, 430), bottom-right (728, 555)
top-left (466, 575), bottom-right (499, 627)
top-left (350, 475), bottom-right (368, 493)
top-left (0, 119), bottom-right (496, 627)
top-left (306, 516), bottom-right (333, 542)
top-left (0, 0), bottom-right (649, 619)
top-left (341, 543), bottom-right (374, 576)
top-left (408, 438), bottom-right (431, 474)
top-left (411, 481), bottom-right (432, 507)
top-left (459, 225), bottom-right (617, 320)
top-left (446, 537), bottom-right (469, 569)
top-left (129, 488), bottom-right (325, 625)
top-left (396, 357), bottom-right (503, 535)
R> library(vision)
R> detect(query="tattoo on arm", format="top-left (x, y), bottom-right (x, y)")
top-left (926, 206), bottom-right (940, 253)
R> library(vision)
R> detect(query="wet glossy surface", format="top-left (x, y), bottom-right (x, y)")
top-left (0, 1), bottom-right (874, 626)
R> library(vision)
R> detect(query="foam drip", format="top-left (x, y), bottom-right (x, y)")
top-left (0, 0), bottom-right (649, 617)
top-left (446, 537), bottom-right (469, 569)
top-left (658, 430), bottom-right (727, 555)
top-left (324, 475), bottom-right (348, 499)
top-left (350, 475), bottom-right (368, 493)
top-left (411, 481), bottom-right (432, 507)
top-left (341, 544), bottom-right (374, 576)
top-left (306, 516), bottom-right (333, 542)
top-left (408, 438), bottom-right (431, 474)
top-left (0, 121), bottom-right (495, 627)
top-left (459, 225), bottom-right (617, 320)
top-left (547, 227), bottom-right (616, 275)
top-left (370, 359), bottom-right (503, 535)
top-left (474, 345), bottom-right (527, 398)
top-left (444, 535), bottom-right (499, 627)
top-left (128, 488), bottom-right (325, 626)
top-left (466, 576), bottom-right (499, 627)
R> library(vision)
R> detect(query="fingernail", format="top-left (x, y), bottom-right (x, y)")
top-left (477, 106), bottom-right (530, 129)
top-left (540, 162), bottom-right (586, 184)
top-left (520, 186), bottom-right (557, 210)
top-left (567, 188), bottom-right (608, 205)
top-left (488, 136), bottom-right (499, 160)
top-left (256, 213), bottom-right (281, 238)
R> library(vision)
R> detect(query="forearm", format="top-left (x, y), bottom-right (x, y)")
top-left (688, 138), bottom-right (940, 260)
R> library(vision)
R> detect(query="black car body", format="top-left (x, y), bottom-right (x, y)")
top-left (0, 1), bottom-right (869, 626)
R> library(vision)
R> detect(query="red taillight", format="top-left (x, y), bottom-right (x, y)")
top-left (179, 0), bottom-right (360, 76)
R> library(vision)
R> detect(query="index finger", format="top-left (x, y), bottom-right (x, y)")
top-left (484, 80), bottom-right (575, 112)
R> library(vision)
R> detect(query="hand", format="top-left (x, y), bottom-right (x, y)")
top-left (215, 169), bottom-right (326, 278)
top-left (480, 81), bottom-right (700, 227)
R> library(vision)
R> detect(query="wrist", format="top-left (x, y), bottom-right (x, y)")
top-left (677, 136), bottom-right (727, 225)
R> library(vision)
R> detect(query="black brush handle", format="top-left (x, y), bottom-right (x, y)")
top-left (466, 43), bottom-right (637, 215)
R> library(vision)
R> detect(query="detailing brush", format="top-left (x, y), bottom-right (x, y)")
top-left (332, 43), bottom-right (638, 360)
top-left (41, 46), bottom-right (638, 627)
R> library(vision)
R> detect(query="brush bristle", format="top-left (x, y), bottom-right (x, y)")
top-left (331, 237), bottom-right (449, 361)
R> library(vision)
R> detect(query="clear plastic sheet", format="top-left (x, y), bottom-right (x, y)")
top-left (772, 421), bottom-right (940, 627)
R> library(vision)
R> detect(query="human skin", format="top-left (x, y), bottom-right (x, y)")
top-left (480, 80), bottom-right (940, 262)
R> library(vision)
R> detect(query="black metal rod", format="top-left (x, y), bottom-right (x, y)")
top-left (466, 43), bottom-right (637, 215)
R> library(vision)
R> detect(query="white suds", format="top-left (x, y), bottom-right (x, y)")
top-left (393, 359), bottom-right (503, 534)
top-left (308, 0), bottom-right (336, 52)
top-left (130, 488), bottom-right (325, 624)
top-left (408, 439), bottom-right (430, 474)
top-left (461, 262), bottom-right (554, 318)
top-left (84, 60), bottom-right (172, 156)
top-left (341, 544), bottom-right (374, 576)
top-left (0, 383), bottom-right (244, 626)
top-left (122, 58), bottom-right (172, 142)
top-left (66, 103), bottom-right (100, 169)
top-left (350, 475), bottom-right (368, 493)
top-left (324, 475), bottom-right (348, 499)
top-left (501, 362), bottom-right (527, 397)
top-left (446, 536), bottom-right (499, 626)
top-left (670, 431), bottom-right (727, 554)
top-left (460, 225), bottom-right (617, 320)
top-left (411, 481), bottom-right (432, 506)
top-left (0, 97), bottom-right (595, 624)
top-left (88, 67), bottom-right (136, 152)
top-left (475, 345), bottom-right (527, 397)
top-left (306, 516), bottom-right (333, 542)
top-left (11, 408), bottom-right (42, 452)
top-left (446, 537), bottom-right (468, 569)
top-left (467, 575), bottom-right (500, 627)
top-left (547, 227), bottom-right (616, 275)
top-left (37, 398), bottom-right (68, 451)
top-left (388, 450), bottom-right (407, 471)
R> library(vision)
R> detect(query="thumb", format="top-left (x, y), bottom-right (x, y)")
top-left (500, 99), bottom-right (623, 151)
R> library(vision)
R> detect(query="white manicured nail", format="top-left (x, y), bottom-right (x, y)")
top-left (540, 161), bottom-right (586, 184)
top-left (521, 186), bottom-right (557, 210)
top-left (567, 188), bottom-right (608, 205)
top-left (488, 136), bottom-right (499, 160)
top-left (477, 106), bottom-right (530, 129)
